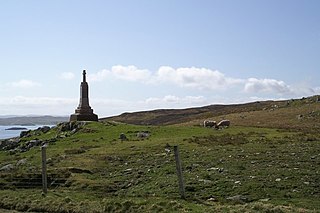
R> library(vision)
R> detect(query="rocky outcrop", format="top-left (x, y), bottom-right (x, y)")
top-left (58, 122), bottom-right (85, 134)
top-left (1, 137), bottom-right (57, 154)
top-left (1, 122), bottom-right (86, 154)
top-left (19, 126), bottom-right (52, 138)
top-left (0, 138), bottom-right (20, 151)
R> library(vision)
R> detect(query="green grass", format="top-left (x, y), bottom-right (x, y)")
top-left (1, 121), bottom-right (319, 212)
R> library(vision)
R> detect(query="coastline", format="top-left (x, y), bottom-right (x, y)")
top-left (0, 125), bottom-right (55, 140)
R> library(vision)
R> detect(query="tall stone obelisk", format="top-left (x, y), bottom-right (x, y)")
top-left (70, 70), bottom-right (98, 121)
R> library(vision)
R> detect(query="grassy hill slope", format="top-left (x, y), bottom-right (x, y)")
top-left (102, 96), bottom-right (320, 132)
top-left (0, 96), bottom-right (319, 212)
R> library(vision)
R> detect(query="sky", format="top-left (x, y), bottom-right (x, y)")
top-left (0, 0), bottom-right (319, 117)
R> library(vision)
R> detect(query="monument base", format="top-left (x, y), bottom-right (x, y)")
top-left (70, 113), bottom-right (98, 122)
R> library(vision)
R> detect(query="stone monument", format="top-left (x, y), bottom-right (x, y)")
top-left (70, 70), bottom-right (98, 121)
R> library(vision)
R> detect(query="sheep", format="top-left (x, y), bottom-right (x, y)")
top-left (217, 120), bottom-right (230, 129)
top-left (203, 120), bottom-right (217, 128)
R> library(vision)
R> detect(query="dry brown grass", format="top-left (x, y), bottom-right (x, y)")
top-left (194, 102), bottom-right (320, 132)
top-left (101, 96), bottom-right (320, 132)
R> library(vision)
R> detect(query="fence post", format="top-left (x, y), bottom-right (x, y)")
top-left (174, 145), bottom-right (186, 199)
top-left (41, 145), bottom-right (48, 195)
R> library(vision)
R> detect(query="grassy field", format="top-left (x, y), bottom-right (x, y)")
top-left (0, 120), bottom-right (319, 212)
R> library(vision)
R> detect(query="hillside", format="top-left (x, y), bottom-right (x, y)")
top-left (0, 116), bottom-right (69, 126)
top-left (102, 101), bottom-right (282, 125)
top-left (0, 96), bottom-right (319, 212)
top-left (102, 95), bottom-right (320, 131)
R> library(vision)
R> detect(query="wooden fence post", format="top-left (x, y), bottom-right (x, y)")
top-left (41, 145), bottom-right (48, 195)
top-left (174, 145), bottom-right (186, 199)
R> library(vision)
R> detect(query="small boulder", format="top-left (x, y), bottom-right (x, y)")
top-left (20, 130), bottom-right (31, 138)
top-left (46, 158), bottom-right (53, 164)
top-left (16, 158), bottom-right (28, 166)
top-left (40, 126), bottom-right (51, 133)
top-left (226, 195), bottom-right (248, 204)
top-left (119, 133), bottom-right (127, 141)
top-left (0, 140), bottom-right (9, 149)
top-left (0, 164), bottom-right (14, 171)
top-left (59, 122), bottom-right (71, 131)
top-left (137, 131), bottom-right (150, 139)
top-left (207, 197), bottom-right (217, 202)
top-left (68, 167), bottom-right (93, 174)
top-left (70, 128), bottom-right (78, 135)
top-left (297, 114), bottom-right (303, 120)
top-left (26, 139), bottom-right (42, 149)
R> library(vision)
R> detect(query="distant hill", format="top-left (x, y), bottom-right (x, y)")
top-left (101, 95), bottom-right (320, 131)
top-left (0, 116), bottom-right (69, 126)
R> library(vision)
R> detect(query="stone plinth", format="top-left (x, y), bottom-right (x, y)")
top-left (70, 113), bottom-right (98, 121)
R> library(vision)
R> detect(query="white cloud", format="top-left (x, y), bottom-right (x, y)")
top-left (314, 87), bottom-right (320, 93)
top-left (60, 72), bottom-right (75, 80)
top-left (0, 96), bottom-right (77, 115)
top-left (86, 65), bottom-right (320, 99)
top-left (87, 69), bottom-right (110, 82)
top-left (86, 66), bottom-right (320, 100)
top-left (287, 82), bottom-right (320, 97)
top-left (8, 96), bottom-right (76, 105)
top-left (111, 65), bottom-right (151, 82)
top-left (156, 66), bottom-right (241, 90)
top-left (244, 78), bottom-right (292, 94)
top-left (7, 79), bottom-right (41, 88)
top-left (89, 65), bottom-right (242, 90)
top-left (88, 66), bottom-right (151, 82)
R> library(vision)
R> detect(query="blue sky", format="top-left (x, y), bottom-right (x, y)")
top-left (0, 0), bottom-right (319, 117)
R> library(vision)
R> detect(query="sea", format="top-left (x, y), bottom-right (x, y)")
top-left (0, 125), bottom-right (55, 140)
